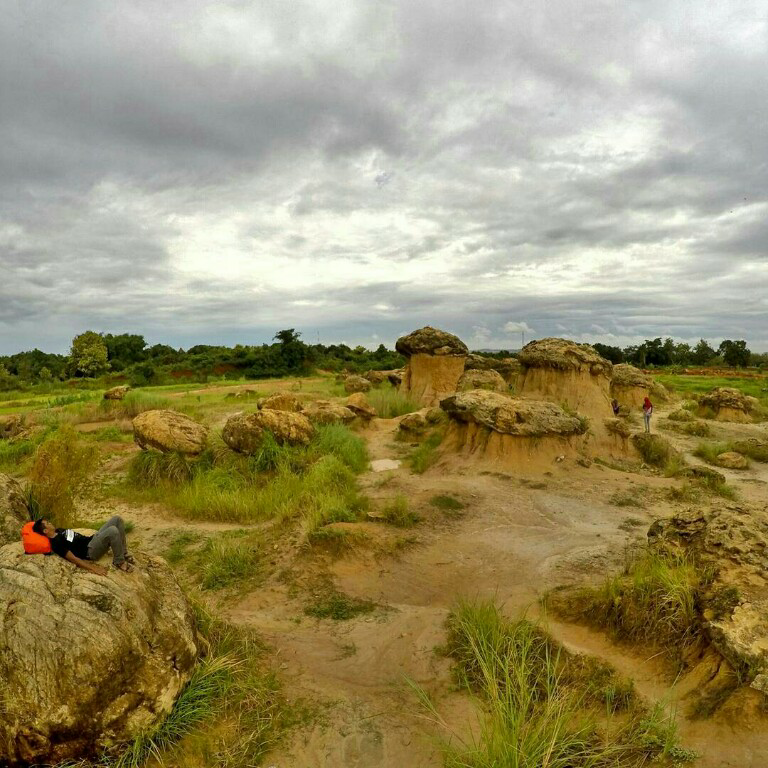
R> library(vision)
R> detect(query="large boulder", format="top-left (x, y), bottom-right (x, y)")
top-left (258, 393), bottom-right (304, 412)
top-left (302, 401), bottom-right (356, 425)
top-left (398, 412), bottom-right (428, 434)
top-left (395, 326), bottom-right (469, 357)
top-left (345, 392), bottom-right (377, 420)
top-left (464, 354), bottom-right (521, 386)
top-left (132, 410), bottom-right (209, 455)
top-left (0, 474), bottom-right (28, 546)
top-left (610, 364), bottom-right (652, 410)
top-left (222, 410), bottom-right (314, 454)
top-left (716, 451), bottom-right (749, 470)
top-left (517, 338), bottom-right (613, 420)
top-left (440, 390), bottom-right (585, 436)
top-left (456, 369), bottom-right (507, 393)
top-left (363, 370), bottom-right (390, 385)
top-left (0, 545), bottom-right (197, 766)
top-left (396, 327), bottom-right (469, 406)
top-left (0, 414), bottom-right (24, 440)
top-left (343, 375), bottom-right (372, 394)
top-left (699, 387), bottom-right (754, 422)
top-left (103, 386), bottom-right (130, 401)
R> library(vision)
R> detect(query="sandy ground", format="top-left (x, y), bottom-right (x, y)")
top-left (71, 392), bottom-right (768, 768)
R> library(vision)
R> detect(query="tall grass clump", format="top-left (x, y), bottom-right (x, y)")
top-left (426, 599), bottom-right (695, 767)
top-left (366, 385), bottom-right (420, 418)
top-left (198, 535), bottom-right (263, 591)
top-left (128, 449), bottom-right (194, 487)
top-left (693, 441), bottom-right (737, 465)
top-left (309, 424), bottom-right (369, 472)
top-left (27, 426), bottom-right (99, 527)
top-left (410, 430), bottom-right (444, 474)
top-left (732, 439), bottom-right (768, 463)
top-left (0, 426), bottom-right (55, 470)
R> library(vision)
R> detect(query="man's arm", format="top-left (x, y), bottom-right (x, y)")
top-left (65, 551), bottom-right (108, 576)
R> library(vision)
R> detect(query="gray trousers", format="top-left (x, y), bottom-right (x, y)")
top-left (87, 515), bottom-right (127, 565)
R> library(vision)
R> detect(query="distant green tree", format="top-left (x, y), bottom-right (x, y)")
top-left (718, 339), bottom-right (750, 367)
top-left (592, 343), bottom-right (624, 364)
top-left (0, 364), bottom-right (17, 391)
top-left (274, 329), bottom-right (309, 371)
top-left (103, 333), bottom-right (147, 368)
top-left (69, 331), bottom-right (110, 377)
top-left (690, 339), bottom-right (717, 365)
top-left (38, 367), bottom-right (53, 382)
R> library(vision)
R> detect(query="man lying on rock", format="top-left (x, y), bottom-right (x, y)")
top-left (33, 516), bottom-right (136, 574)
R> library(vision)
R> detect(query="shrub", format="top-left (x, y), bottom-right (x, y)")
top-left (381, 495), bottom-right (419, 527)
top-left (27, 426), bottom-right (99, 527)
top-left (410, 431), bottom-right (444, 474)
top-left (128, 449), bottom-right (194, 486)
top-left (198, 535), bottom-right (263, 591)
top-left (632, 433), bottom-right (675, 468)
top-left (732, 439), bottom-right (768, 463)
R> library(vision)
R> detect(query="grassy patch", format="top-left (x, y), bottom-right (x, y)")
top-left (409, 430), bottom-right (444, 474)
top-left (732, 439), bottom-right (768, 463)
top-left (693, 441), bottom-right (734, 465)
top-left (366, 385), bottom-right (420, 418)
top-left (429, 494), bottom-right (466, 515)
top-left (608, 490), bottom-right (644, 508)
top-left (304, 588), bottom-right (376, 621)
top-left (197, 534), bottom-right (264, 591)
top-left (423, 599), bottom-right (695, 767)
top-left (381, 495), bottom-right (420, 527)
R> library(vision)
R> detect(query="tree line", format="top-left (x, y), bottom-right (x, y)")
top-left (592, 337), bottom-right (760, 368)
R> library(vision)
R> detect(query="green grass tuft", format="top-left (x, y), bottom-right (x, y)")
top-left (366, 385), bottom-right (420, 418)
top-left (381, 495), bottom-right (420, 527)
top-left (304, 589), bottom-right (376, 621)
top-left (409, 430), bottom-right (444, 474)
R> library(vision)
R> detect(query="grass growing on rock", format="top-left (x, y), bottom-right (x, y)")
top-left (420, 598), bottom-right (694, 767)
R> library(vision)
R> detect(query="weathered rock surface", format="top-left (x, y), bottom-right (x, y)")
top-left (700, 387), bottom-right (754, 422)
top-left (258, 393), bottom-right (304, 412)
top-left (222, 410), bottom-right (314, 453)
top-left (398, 412), bottom-right (427, 433)
top-left (678, 465), bottom-right (726, 485)
top-left (456, 369), bottom-right (507, 393)
top-left (302, 401), bottom-right (356, 425)
top-left (519, 338), bottom-right (613, 377)
top-left (611, 364), bottom-right (651, 389)
top-left (387, 369), bottom-right (404, 387)
top-left (345, 392), bottom-right (377, 420)
top-left (103, 385), bottom-right (130, 401)
top-left (395, 326), bottom-right (468, 357)
top-left (363, 370), bottom-right (389, 385)
top-left (343, 375), bottom-right (371, 394)
top-left (716, 451), bottom-right (749, 470)
top-left (464, 355), bottom-right (521, 385)
top-left (0, 545), bottom-right (197, 766)
top-left (604, 418), bottom-right (631, 438)
top-left (132, 410), bottom-right (209, 455)
top-left (648, 504), bottom-right (768, 685)
top-left (0, 474), bottom-right (28, 546)
top-left (440, 390), bottom-right (585, 436)
top-left (0, 414), bottom-right (24, 440)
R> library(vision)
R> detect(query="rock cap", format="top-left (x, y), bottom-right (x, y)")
top-left (395, 326), bottom-right (468, 357)
top-left (519, 338), bottom-right (612, 377)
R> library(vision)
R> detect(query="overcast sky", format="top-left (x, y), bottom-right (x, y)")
top-left (2, 1), bottom-right (767, 355)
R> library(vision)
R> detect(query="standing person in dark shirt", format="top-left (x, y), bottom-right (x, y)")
top-left (33, 515), bottom-right (135, 574)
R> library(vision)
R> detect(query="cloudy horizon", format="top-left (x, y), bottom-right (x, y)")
top-left (2, 1), bottom-right (767, 356)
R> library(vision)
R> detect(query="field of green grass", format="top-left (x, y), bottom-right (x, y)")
top-left (655, 373), bottom-right (768, 405)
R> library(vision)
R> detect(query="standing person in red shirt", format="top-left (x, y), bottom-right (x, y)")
top-left (642, 396), bottom-right (653, 433)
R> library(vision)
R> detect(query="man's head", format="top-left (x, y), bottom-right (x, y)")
top-left (32, 519), bottom-right (56, 538)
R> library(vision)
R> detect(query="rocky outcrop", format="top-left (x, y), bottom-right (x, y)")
top-left (456, 369), bottom-right (507, 393)
top-left (222, 410), bottom-right (314, 453)
top-left (258, 393), bottom-right (304, 412)
top-left (398, 412), bottom-right (427, 434)
top-left (0, 414), bottom-right (24, 440)
top-left (103, 386), bottom-right (130, 401)
top-left (441, 390), bottom-right (586, 436)
top-left (0, 474), bottom-right (28, 546)
top-left (517, 338), bottom-right (613, 420)
top-left (464, 354), bottom-right (521, 386)
top-left (387, 369), bottom-right (405, 387)
top-left (699, 387), bottom-right (754, 423)
top-left (396, 327), bottom-right (469, 406)
top-left (345, 393), bottom-right (376, 420)
top-left (610, 364), bottom-right (652, 409)
top-left (648, 504), bottom-right (768, 687)
top-left (132, 410), bottom-right (209, 455)
top-left (343, 375), bottom-right (371, 394)
top-left (716, 451), bottom-right (748, 470)
top-left (302, 401), bottom-right (356, 425)
top-left (363, 370), bottom-right (389, 385)
top-left (0, 545), bottom-right (197, 766)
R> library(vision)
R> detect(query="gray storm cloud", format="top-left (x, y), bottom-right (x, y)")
top-left (1, 0), bottom-right (767, 354)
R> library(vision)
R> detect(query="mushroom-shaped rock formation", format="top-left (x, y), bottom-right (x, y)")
top-left (302, 401), bottom-right (356, 425)
top-left (257, 393), bottom-right (304, 412)
top-left (103, 385), bottom-right (130, 401)
top-left (610, 364), bottom-right (652, 410)
top-left (0, 414), bottom-right (25, 440)
top-left (343, 375), bottom-right (372, 394)
top-left (440, 390), bottom-right (587, 468)
top-left (464, 354), bottom-right (521, 386)
top-left (457, 369), bottom-right (508, 393)
top-left (395, 326), bottom-right (469, 406)
top-left (222, 410), bottom-right (314, 454)
top-left (345, 392), bottom-right (377, 420)
top-left (699, 387), bottom-right (754, 423)
top-left (518, 338), bottom-right (613, 420)
top-left (0, 474), bottom-right (28, 546)
top-left (133, 410), bottom-right (209, 455)
top-left (0, 546), bottom-right (197, 766)
top-left (648, 505), bottom-right (768, 697)
top-left (398, 411), bottom-right (428, 434)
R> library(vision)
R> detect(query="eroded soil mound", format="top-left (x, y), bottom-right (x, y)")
top-left (611, 364), bottom-right (651, 409)
top-left (699, 387), bottom-right (755, 422)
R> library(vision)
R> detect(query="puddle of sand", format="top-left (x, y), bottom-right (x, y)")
top-left (370, 458), bottom-right (401, 472)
